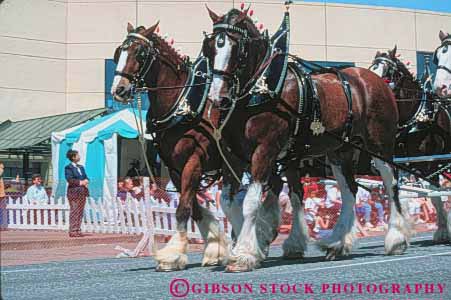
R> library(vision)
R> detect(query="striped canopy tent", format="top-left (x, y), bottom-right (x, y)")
top-left (51, 108), bottom-right (149, 201)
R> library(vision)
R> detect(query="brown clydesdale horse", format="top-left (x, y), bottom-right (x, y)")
top-left (203, 7), bottom-right (412, 272)
top-left (110, 22), bottom-right (249, 271)
top-left (370, 45), bottom-right (451, 244)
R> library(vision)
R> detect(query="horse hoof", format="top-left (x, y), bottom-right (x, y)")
top-left (325, 249), bottom-right (337, 261)
top-left (201, 259), bottom-right (222, 267)
top-left (386, 240), bottom-right (408, 255)
top-left (433, 229), bottom-right (451, 245)
top-left (156, 263), bottom-right (185, 272)
top-left (225, 263), bottom-right (253, 273)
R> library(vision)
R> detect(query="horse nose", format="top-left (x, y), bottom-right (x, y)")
top-left (436, 84), bottom-right (448, 97)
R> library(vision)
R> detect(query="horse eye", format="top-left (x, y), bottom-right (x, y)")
top-left (443, 46), bottom-right (449, 54)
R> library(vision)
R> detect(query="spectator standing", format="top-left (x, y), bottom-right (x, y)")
top-left (25, 174), bottom-right (49, 205)
top-left (65, 150), bottom-right (89, 238)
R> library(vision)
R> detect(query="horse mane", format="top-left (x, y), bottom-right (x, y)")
top-left (151, 34), bottom-right (185, 65)
top-left (395, 59), bottom-right (415, 80)
top-left (135, 26), bottom-right (185, 65)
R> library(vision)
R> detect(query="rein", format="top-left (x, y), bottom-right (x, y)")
top-left (137, 82), bottom-right (209, 92)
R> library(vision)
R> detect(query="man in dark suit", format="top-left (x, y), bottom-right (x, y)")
top-left (65, 150), bottom-right (89, 237)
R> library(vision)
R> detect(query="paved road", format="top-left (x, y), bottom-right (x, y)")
top-left (2, 232), bottom-right (450, 300)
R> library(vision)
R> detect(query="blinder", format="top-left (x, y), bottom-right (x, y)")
top-left (113, 46), bottom-right (121, 64)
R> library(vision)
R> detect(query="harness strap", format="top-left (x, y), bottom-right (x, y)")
top-left (114, 71), bottom-right (135, 82)
top-left (334, 69), bottom-right (354, 142)
top-left (437, 65), bottom-right (451, 74)
top-left (206, 101), bottom-right (242, 185)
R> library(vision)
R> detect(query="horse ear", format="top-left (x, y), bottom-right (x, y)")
top-left (390, 45), bottom-right (397, 58)
top-left (205, 4), bottom-right (221, 23)
top-left (236, 5), bottom-right (251, 23)
top-left (144, 21), bottom-right (159, 37)
top-left (375, 50), bottom-right (381, 58)
top-left (127, 22), bottom-right (134, 33)
top-left (439, 30), bottom-right (448, 41)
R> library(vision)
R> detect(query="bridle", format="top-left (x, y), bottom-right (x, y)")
top-left (203, 22), bottom-right (261, 96)
top-left (370, 56), bottom-right (400, 83)
top-left (433, 36), bottom-right (451, 75)
top-left (114, 31), bottom-right (158, 88)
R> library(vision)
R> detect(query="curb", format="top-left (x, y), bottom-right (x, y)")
top-left (0, 234), bottom-right (144, 251)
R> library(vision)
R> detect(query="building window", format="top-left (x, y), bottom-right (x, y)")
top-left (104, 59), bottom-right (149, 112)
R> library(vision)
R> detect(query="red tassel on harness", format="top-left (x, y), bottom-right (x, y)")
top-left (240, 2), bottom-right (245, 10)
top-left (249, 9), bottom-right (254, 16)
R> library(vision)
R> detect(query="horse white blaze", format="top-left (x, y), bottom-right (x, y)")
top-left (433, 47), bottom-right (451, 97)
top-left (111, 50), bottom-right (129, 95)
top-left (370, 63), bottom-right (385, 77)
top-left (208, 35), bottom-right (233, 103)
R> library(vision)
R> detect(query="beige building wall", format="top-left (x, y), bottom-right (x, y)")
top-left (0, 0), bottom-right (67, 122)
top-left (1, 0), bottom-right (450, 122)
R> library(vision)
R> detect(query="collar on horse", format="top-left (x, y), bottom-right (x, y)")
top-left (248, 12), bottom-right (290, 106)
top-left (148, 56), bottom-right (212, 133)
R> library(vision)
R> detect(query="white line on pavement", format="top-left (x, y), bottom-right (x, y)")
top-left (294, 250), bottom-right (451, 273)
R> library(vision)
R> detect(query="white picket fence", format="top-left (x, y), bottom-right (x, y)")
top-left (0, 196), bottom-right (231, 239)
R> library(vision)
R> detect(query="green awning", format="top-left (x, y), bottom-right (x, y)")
top-left (0, 108), bottom-right (106, 154)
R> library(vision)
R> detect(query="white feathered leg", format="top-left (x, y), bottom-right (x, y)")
top-left (220, 182), bottom-right (244, 242)
top-left (226, 183), bottom-right (272, 272)
top-left (256, 189), bottom-right (280, 258)
top-left (154, 230), bottom-right (189, 271)
top-left (196, 205), bottom-right (230, 266)
top-left (318, 162), bottom-right (356, 260)
top-left (373, 158), bottom-right (413, 255)
top-left (282, 192), bottom-right (309, 259)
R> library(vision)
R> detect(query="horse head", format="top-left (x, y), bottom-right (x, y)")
top-left (433, 30), bottom-right (451, 98)
top-left (370, 45), bottom-right (413, 84)
top-left (111, 22), bottom-right (160, 102)
top-left (203, 6), bottom-right (268, 107)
